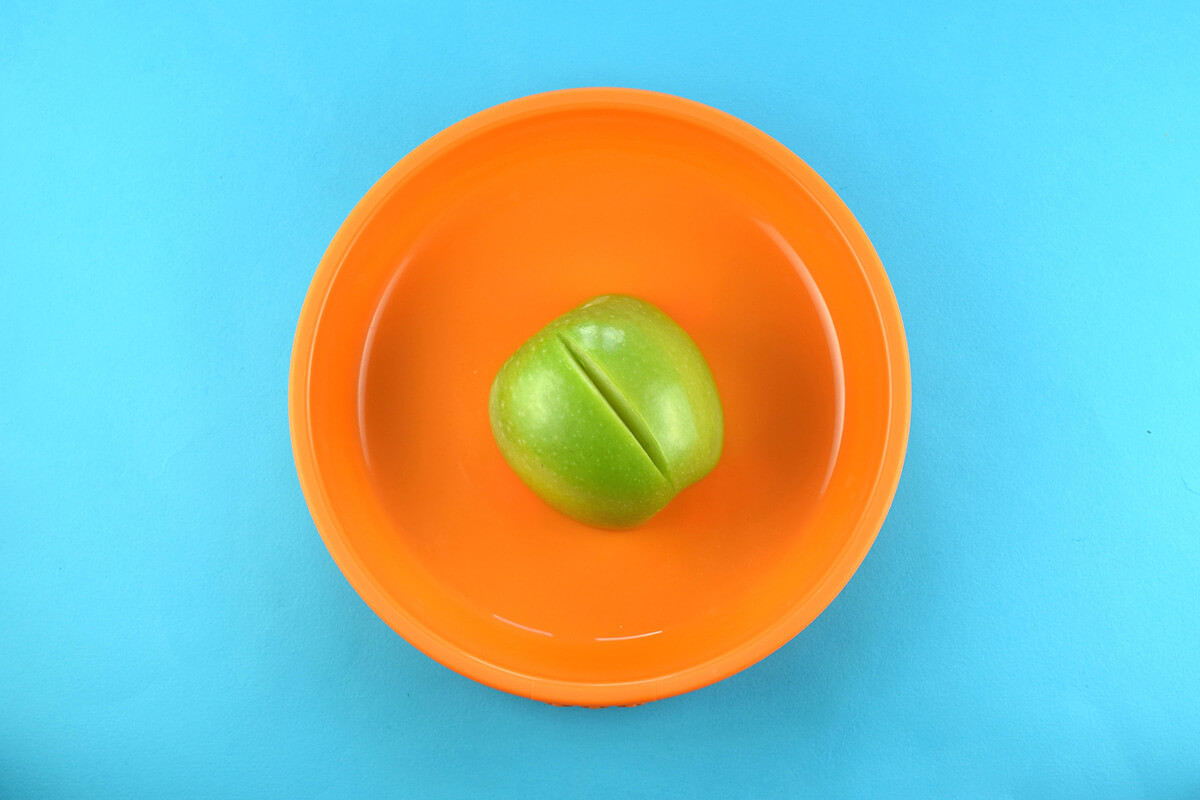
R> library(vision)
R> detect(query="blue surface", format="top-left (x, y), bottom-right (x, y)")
top-left (3, 1), bottom-right (1199, 797)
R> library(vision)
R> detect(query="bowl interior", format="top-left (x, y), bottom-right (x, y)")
top-left (294, 91), bottom-right (906, 704)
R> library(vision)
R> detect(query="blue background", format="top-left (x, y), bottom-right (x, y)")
top-left (3, 1), bottom-right (1198, 797)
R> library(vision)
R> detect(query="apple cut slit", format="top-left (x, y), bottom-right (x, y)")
top-left (555, 331), bottom-right (674, 487)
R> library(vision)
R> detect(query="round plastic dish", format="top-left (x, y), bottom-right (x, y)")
top-left (289, 88), bottom-right (910, 706)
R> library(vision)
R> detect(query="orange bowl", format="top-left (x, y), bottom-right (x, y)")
top-left (289, 88), bottom-right (910, 706)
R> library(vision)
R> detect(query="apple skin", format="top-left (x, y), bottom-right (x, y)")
top-left (489, 295), bottom-right (723, 528)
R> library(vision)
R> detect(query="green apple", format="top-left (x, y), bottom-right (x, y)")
top-left (489, 295), bottom-right (723, 528)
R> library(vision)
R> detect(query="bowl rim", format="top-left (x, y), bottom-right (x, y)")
top-left (289, 87), bottom-right (911, 707)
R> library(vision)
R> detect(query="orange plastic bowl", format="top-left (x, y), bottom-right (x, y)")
top-left (289, 89), bottom-right (910, 706)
